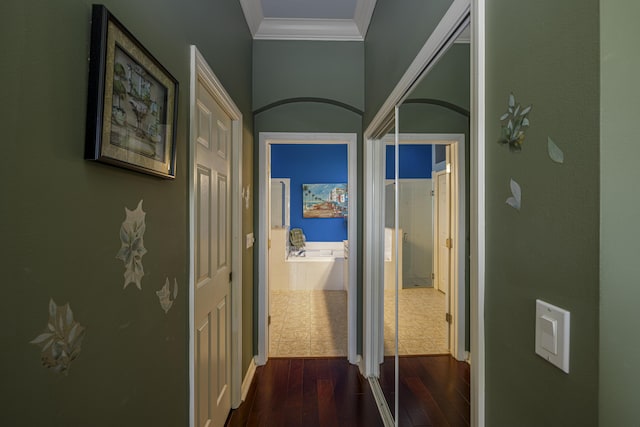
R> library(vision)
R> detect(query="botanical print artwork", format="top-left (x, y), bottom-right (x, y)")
top-left (498, 93), bottom-right (532, 152)
top-left (30, 299), bottom-right (86, 375)
top-left (156, 278), bottom-right (178, 314)
top-left (302, 183), bottom-right (348, 218)
top-left (506, 178), bottom-right (522, 211)
top-left (111, 46), bottom-right (168, 161)
top-left (547, 137), bottom-right (565, 164)
top-left (116, 200), bottom-right (147, 290)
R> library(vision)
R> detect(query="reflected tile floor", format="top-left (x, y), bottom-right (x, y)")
top-left (270, 290), bottom-right (347, 357)
top-left (384, 287), bottom-right (448, 356)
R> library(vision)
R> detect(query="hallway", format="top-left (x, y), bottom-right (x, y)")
top-left (226, 356), bottom-right (470, 426)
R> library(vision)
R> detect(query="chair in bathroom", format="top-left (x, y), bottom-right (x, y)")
top-left (289, 228), bottom-right (306, 257)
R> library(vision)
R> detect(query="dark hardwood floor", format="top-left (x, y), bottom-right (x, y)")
top-left (226, 355), bottom-right (470, 427)
top-left (380, 355), bottom-right (470, 427)
top-left (226, 357), bottom-right (383, 427)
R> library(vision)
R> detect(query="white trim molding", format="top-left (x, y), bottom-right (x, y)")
top-left (255, 18), bottom-right (363, 41)
top-left (257, 132), bottom-right (359, 366)
top-left (239, 0), bottom-right (377, 41)
top-left (354, 0), bottom-right (378, 38)
top-left (241, 357), bottom-right (258, 402)
top-left (471, 0), bottom-right (486, 425)
top-left (189, 46), bottom-right (244, 425)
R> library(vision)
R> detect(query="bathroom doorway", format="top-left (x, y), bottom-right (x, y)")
top-left (257, 133), bottom-right (358, 364)
top-left (383, 137), bottom-right (463, 357)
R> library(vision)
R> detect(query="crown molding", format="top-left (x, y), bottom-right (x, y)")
top-left (239, 0), bottom-right (263, 36)
top-left (254, 18), bottom-right (363, 41)
top-left (354, 0), bottom-right (377, 37)
top-left (239, 0), bottom-right (377, 40)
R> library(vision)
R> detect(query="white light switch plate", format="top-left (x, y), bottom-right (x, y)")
top-left (535, 299), bottom-right (570, 373)
top-left (246, 233), bottom-right (254, 249)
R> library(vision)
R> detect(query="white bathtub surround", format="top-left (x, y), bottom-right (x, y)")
top-left (269, 228), bottom-right (345, 290)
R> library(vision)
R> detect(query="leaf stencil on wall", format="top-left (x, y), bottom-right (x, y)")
top-left (506, 178), bottom-right (522, 211)
top-left (116, 200), bottom-right (147, 290)
top-left (156, 278), bottom-right (178, 314)
top-left (547, 137), bottom-right (564, 164)
top-left (498, 93), bottom-right (532, 152)
top-left (30, 299), bottom-right (86, 375)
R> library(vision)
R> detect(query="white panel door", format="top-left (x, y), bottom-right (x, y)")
top-left (434, 170), bottom-right (451, 296)
top-left (194, 76), bottom-right (232, 427)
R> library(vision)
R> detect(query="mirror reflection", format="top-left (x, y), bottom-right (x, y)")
top-left (391, 25), bottom-right (472, 425)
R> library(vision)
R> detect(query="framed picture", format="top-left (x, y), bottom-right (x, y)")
top-left (302, 183), bottom-right (348, 218)
top-left (85, 4), bottom-right (178, 179)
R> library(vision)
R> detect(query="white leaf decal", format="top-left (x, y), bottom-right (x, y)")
top-left (157, 278), bottom-right (176, 314)
top-left (506, 178), bottom-right (522, 211)
top-left (117, 200), bottom-right (147, 290)
top-left (30, 333), bottom-right (54, 345)
top-left (547, 137), bottom-right (564, 164)
top-left (500, 112), bottom-right (509, 121)
top-left (31, 299), bottom-right (85, 375)
top-left (508, 93), bottom-right (515, 107)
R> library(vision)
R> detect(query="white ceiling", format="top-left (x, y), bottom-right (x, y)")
top-left (239, 0), bottom-right (377, 41)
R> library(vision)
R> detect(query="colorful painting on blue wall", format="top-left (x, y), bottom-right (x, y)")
top-left (302, 183), bottom-right (348, 218)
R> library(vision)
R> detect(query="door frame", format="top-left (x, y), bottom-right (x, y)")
top-left (362, 0), bottom-right (485, 425)
top-left (382, 133), bottom-right (465, 361)
top-left (189, 46), bottom-right (244, 426)
top-left (257, 132), bottom-right (358, 365)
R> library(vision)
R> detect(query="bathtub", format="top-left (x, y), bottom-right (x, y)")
top-left (269, 229), bottom-right (345, 291)
top-left (285, 242), bottom-right (345, 290)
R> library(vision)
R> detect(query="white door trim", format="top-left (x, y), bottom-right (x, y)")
top-left (382, 133), bottom-right (466, 361)
top-left (257, 132), bottom-right (358, 365)
top-left (471, 0), bottom-right (486, 425)
top-left (361, 0), bottom-right (484, 425)
top-left (189, 46), bottom-right (244, 426)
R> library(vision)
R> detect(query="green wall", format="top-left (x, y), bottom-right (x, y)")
top-left (252, 40), bottom-right (364, 353)
top-left (485, 0), bottom-right (599, 425)
top-left (599, 0), bottom-right (640, 424)
top-left (253, 40), bottom-right (364, 110)
top-left (0, 0), bottom-right (252, 425)
top-left (364, 0), bottom-right (453, 128)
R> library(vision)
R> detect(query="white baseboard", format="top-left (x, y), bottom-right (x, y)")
top-left (241, 357), bottom-right (258, 402)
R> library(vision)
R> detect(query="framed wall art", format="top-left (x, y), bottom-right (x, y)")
top-left (302, 183), bottom-right (348, 218)
top-left (85, 4), bottom-right (178, 179)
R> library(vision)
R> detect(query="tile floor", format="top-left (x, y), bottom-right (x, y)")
top-left (269, 290), bottom-right (348, 357)
top-left (384, 287), bottom-right (449, 356)
top-left (269, 287), bottom-right (448, 357)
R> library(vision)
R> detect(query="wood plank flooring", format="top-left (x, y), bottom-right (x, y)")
top-left (226, 355), bottom-right (470, 427)
top-left (226, 358), bottom-right (383, 427)
top-left (379, 355), bottom-right (470, 426)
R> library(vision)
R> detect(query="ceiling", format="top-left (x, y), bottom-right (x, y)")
top-left (238, 0), bottom-right (378, 41)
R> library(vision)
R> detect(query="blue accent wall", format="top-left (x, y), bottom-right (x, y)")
top-left (385, 144), bottom-right (433, 179)
top-left (271, 144), bottom-right (348, 241)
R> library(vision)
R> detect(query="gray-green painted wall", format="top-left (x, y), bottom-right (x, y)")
top-left (364, 0), bottom-right (453, 128)
top-left (253, 40), bottom-right (364, 110)
top-left (0, 0), bottom-right (252, 425)
top-left (599, 0), bottom-right (640, 424)
top-left (485, 0), bottom-right (599, 425)
top-left (252, 40), bottom-right (364, 353)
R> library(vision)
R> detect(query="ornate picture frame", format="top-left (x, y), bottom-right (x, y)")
top-left (85, 5), bottom-right (178, 179)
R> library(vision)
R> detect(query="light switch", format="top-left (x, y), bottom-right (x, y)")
top-left (246, 233), bottom-right (255, 249)
top-left (535, 299), bottom-right (570, 373)
top-left (539, 315), bottom-right (557, 354)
